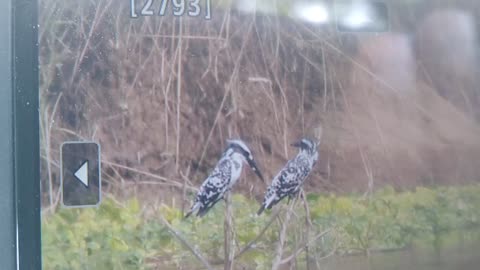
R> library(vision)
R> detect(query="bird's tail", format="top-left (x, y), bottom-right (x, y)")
top-left (184, 209), bottom-right (194, 219)
top-left (184, 211), bottom-right (193, 219)
top-left (197, 207), bottom-right (209, 218)
top-left (257, 194), bottom-right (276, 216)
top-left (196, 195), bottom-right (224, 218)
top-left (184, 202), bottom-right (199, 219)
top-left (257, 205), bottom-right (266, 216)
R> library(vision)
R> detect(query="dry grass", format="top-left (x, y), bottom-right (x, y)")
top-left (39, 0), bottom-right (480, 214)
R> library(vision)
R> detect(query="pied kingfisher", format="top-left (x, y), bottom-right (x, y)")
top-left (257, 138), bottom-right (319, 215)
top-left (185, 139), bottom-right (264, 218)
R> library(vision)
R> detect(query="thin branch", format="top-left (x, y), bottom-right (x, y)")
top-left (180, 167), bottom-right (192, 215)
top-left (159, 215), bottom-right (214, 270)
top-left (101, 159), bottom-right (197, 191)
top-left (44, 92), bottom-right (63, 211)
top-left (321, 43), bottom-right (328, 112)
top-left (235, 209), bottom-right (281, 259)
top-left (211, 208), bottom-right (281, 266)
top-left (299, 23), bottom-right (456, 129)
top-left (224, 192), bottom-right (235, 270)
top-left (301, 189), bottom-right (313, 270)
top-left (69, 0), bottom-right (113, 90)
top-left (335, 80), bottom-right (375, 198)
top-left (141, 34), bottom-right (226, 41)
top-left (193, 18), bottom-right (255, 180)
top-left (280, 229), bottom-right (333, 265)
top-left (313, 231), bottom-right (339, 267)
top-left (301, 189), bottom-right (313, 228)
top-left (175, 16), bottom-right (183, 172)
top-left (272, 198), bottom-right (297, 270)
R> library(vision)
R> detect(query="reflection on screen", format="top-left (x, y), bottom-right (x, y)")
top-left (40, 0), bottom-right (480, 269)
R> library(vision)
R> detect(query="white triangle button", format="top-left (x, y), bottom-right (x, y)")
top-left (74, 161), bottom-right (89, 187)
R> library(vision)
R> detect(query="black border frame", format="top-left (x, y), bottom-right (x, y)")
top-left (13, 0), bottom-right (41, 269)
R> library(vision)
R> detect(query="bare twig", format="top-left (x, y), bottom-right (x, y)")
top-left (175, 16), bottom-right (183, 172)
top-left (321, 44), bottom-right (328, 112)
top-left (335, 79), bottom-right (374, 198)
top-left (42, 144), bottom-right (198, 193)
top-left (272, 198), bottom-right (297, 270)
top-left (299, 23), bottom-right (457, 129)
top-left (224, 192), bottom-right (235, 270)
top-left (194, 18), bottom-right (255, 179)
top-left (159, 215), bottom-right (214, 270)
top-left (44, 92), bottom-right (63, 212)
top-left (280, 229), bottom-right (333, 265)
top-left (301, 190), bottom-right (313, 228)
top-left (141, 34), bottom-right (226, 41)
top-left (211, 208), bottom-right (281, 265)
top-left (69, 0), bottom-right (113, 90)
top-left (180, 166), bottom-right (192, 215)
top-left (301, 189), bottom-right (313, 269)
top-left (235, 208), bottom-right (281, 259)
top-left (101, 159), bottom-right (197, 191)
top-left (313, 230), bottom-right (339, 267)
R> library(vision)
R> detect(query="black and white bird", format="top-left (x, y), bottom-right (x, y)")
top-left (257, 138), bottom-right (319, 215)
top-left (185, 139), bottom-right (264, 218)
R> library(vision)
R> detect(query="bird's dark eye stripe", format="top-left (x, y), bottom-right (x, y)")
top-left (303, 140), bottom-right (312, 148)
top-left (299, 141), bottom-right (315, 151)
top-left (230, 144), bottom-right (250, 158)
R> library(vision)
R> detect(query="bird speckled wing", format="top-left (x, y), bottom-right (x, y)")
top-left (185, 139), bottom-right (264, 218)
top-left (257, 139), bottom-right (319, 215)
top-left (194, 159), bottom-right (232, 217)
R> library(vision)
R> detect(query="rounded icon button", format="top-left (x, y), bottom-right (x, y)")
top-left (60, 141), bottom-right (101, 208)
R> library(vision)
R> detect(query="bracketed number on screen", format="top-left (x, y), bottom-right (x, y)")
top-left (130, 0), bottom-right (211, 19)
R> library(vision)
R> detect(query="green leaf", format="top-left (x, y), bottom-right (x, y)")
top-left (111, 237), bottom-right (129, 252)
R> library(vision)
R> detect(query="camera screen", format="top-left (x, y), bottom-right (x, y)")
top-left (39, 0), bottom-right (480, 269)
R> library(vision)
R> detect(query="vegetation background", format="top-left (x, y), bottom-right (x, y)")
top-left (39, 0), bottom-right (480, 269)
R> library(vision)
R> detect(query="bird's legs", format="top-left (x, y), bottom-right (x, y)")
top-left (286, 188), bottom-right (301, 204)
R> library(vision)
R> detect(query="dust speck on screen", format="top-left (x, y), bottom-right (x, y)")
top-left (40, 1), bottom-right (480, 269)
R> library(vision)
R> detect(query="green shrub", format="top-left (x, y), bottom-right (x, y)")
top-left (42, 184), bottom-right (480, 269)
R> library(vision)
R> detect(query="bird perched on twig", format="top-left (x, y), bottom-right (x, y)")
top-left (185, 139), bottom-right (264, 218)
top-left (257, 138), bottom-right (319, 215)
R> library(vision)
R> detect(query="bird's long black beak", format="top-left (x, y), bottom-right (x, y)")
top-left (290, 141), bottom-right (303, 148)
top-left (247, 158), bottom-right (264, 182)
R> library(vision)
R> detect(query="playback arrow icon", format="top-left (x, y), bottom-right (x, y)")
top-left (74, 161), bottom-right (89, 187)
top-left (61, 142), bottom-right (101, 207)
